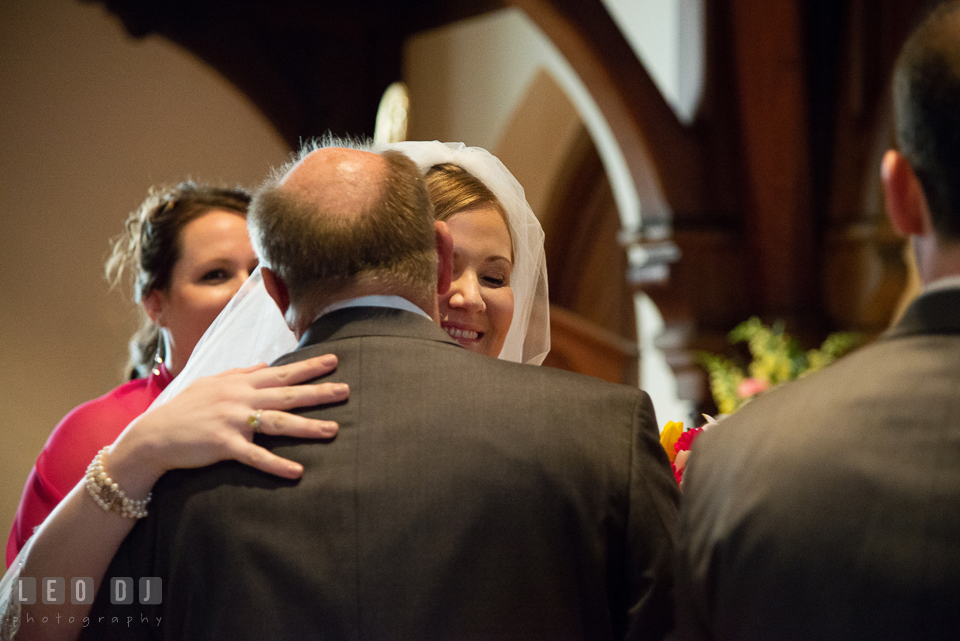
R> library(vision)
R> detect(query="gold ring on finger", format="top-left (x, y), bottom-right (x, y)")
top-left (248, 410), bottom-right (263, 433)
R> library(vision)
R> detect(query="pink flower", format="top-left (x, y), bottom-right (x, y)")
top-left (737, 377), bottom-right (769, 399)
top-left (672, 427), bottom-right (705, 485)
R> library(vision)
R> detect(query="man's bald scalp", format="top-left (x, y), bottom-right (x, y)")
top-left (247, 141), bottom-right (437, 316)
top-left (280, 147), bottom-right (388, 222)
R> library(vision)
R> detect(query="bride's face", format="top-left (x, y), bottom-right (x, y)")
top-left (439, 205), bottom-right (515, 358)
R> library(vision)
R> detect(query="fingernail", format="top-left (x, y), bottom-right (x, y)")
top-left (335, 383), bottom-right (349, 394)
top-left (321, 354), bottom-right (337, 366)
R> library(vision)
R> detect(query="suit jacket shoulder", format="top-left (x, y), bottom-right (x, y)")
top-left (676, 291), bottom-right (960, 639)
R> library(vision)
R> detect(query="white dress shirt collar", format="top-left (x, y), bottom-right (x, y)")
top-left (315, 295), bottom-right (432, 322)
top-left (923, 274), bottom-right (960, 294)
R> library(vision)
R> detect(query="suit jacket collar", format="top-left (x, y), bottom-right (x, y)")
top-left (298, 306), bottom-right (462, 350)
top-left (885, 287), bottom-right (960, 339)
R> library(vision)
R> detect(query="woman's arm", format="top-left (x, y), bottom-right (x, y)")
top-left (12, 354), bottom-right (347, 641)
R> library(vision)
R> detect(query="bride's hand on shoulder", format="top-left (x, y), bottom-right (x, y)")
top-left (106, 354), bottom-right (348, 494)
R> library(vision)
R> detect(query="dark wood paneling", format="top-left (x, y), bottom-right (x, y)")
top-left (543, 305), bottom-right (638, 385)
top-left (543, 128), bottom-right (636, 342)
top-left (727, 0), bottom-right (817, 319)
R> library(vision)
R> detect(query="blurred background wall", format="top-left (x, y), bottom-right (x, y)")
top-left (0, 0), bottom-right (290, 537)
top-left (0, 0), bottom-right (934, 541)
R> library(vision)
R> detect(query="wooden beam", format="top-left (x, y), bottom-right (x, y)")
top-left (509, 0), bottom-right (707, 221)
top-left (728, 0), bottom-right (817, 315)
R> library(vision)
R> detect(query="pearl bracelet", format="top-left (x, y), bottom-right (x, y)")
top-left (84, 446), bottom-right (151, 519)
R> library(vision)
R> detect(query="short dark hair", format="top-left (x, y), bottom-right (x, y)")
top-left (249, 148), bottom-right (437, 307)
top-left (893, 0), bottom-right (960, 239)
top-left (106, 181), bottom-right (251, 378)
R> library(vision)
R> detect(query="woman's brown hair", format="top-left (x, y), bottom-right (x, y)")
top-left (105, 181), bottom-right (250, 379)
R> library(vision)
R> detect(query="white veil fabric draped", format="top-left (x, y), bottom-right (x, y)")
top-left (152, 141), bottom-right (550, 407)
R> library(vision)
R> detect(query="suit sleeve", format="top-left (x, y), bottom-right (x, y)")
top-left (619, 390), bottom-right (681, 640)
top-left (671, 429), bottom-right (724, 641)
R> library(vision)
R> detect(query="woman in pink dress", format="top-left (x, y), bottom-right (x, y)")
top-left (7, 182), bottom-right (264, 565)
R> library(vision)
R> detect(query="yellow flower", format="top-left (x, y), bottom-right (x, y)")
top-left (660, 421), bottom-right (684, 463)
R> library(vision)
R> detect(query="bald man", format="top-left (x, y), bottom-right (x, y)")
top-left (674, 3), bottom-right (960, 639)
top-left (82, 141), bottom-right (679, 640)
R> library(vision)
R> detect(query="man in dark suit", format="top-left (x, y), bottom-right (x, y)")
top-left (83, 143), bottom-right (680, 639)
top-left (674, 3), bottom-right (960, 639)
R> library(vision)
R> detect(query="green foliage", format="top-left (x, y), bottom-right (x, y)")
top-left (698, 317), bottom-right (863, 414)
top-left (730, 317), bottom-right (803, 385)
top-left (805, 331), bottom-right (862, 375)
top-left (696, 353), bottom-right (743, 415)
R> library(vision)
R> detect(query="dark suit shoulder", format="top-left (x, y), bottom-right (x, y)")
top-left (693, 328), bottom-right (960, 455)
top-left (678, 325), bottom-right (960, 640)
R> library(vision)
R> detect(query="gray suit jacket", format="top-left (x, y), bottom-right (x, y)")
top-left (675, 289), bottom-right (960, 640)
top-left (85, 307), bottom-right (679, 640)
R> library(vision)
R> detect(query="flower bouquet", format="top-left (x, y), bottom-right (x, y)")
top-left (699, 317), bottom-right (861, 414)
top-left (660, 419), bottom-right (707, 485)
top-left (662, 317), bottom-right (861, 484)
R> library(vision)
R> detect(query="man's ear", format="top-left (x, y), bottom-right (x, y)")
top-left (435, 221), bottom-right (453, 296)
top-left (882, 150), bottom-right (932, 237)
top-left (142, 289), bottom-right (166, 326)
top-left (262, 267), bottom-right (291, 317)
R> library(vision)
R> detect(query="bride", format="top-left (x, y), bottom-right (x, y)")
top-left (1, 141), bottom-right (549, 640)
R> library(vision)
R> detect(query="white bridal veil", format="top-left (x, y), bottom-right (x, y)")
top-left (153, 141), bottom-right (550, 405)
top-left (389, 141), bottom-right (550, 365)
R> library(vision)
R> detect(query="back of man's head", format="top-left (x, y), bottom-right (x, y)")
top-left (248, 140), bottom-right (438, 318)
top-left (894, 0), bottom-right (960, 239)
